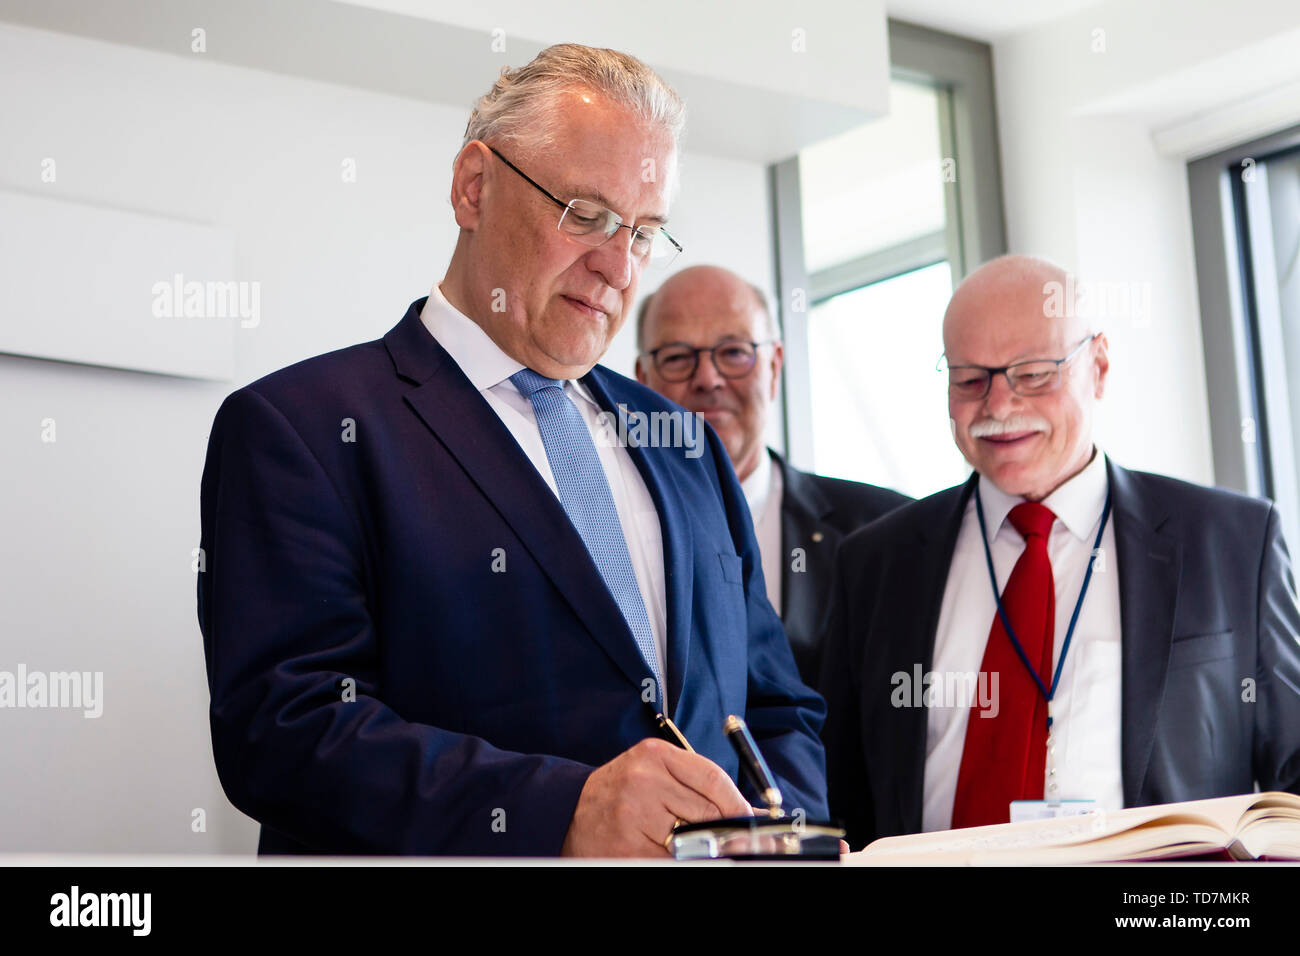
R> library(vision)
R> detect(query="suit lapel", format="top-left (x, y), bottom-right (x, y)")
top-left (893, 475), bottom-right (976, 834)
top-left (582, 368), bottom-right (694, 719)
top-left (384, 300), bottom-right (656, 697)
top-left (774, 451), bottom-right (833, 629)
top-left (1109, 459), bottom-right (1181, 807)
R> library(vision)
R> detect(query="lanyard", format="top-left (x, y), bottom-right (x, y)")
top-left (973, 481), bottom-right (1112, 728)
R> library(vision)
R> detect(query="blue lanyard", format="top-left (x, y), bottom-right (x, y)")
top-left (973, 482), bottom-right (1112, 727)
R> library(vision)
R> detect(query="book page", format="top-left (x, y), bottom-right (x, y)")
top-left (848, 792), bottom-right (1298, 863)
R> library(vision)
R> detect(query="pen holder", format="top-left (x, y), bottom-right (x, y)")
top-left (667, 815), bottom-right (845, 861)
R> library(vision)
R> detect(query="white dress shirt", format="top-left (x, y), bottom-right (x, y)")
top-left (418, 283), bottom-right (668, 685)
top-left (740, 449), bottom-right (784, 614)
top-left (922, 447), bottom-right (1123, 831)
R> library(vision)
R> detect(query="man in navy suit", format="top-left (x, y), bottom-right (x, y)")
top-left (820, 254), bottom-right (1300, 850)
top-left (196, 44), bottom-right (827, 857)
top-left (634, 265), bottom-right (910, 685)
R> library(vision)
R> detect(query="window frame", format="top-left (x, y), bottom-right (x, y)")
top-left (769, 19), bottom-right (1007, 470)
top-left (1189, 125), bottom-right (1300, 550)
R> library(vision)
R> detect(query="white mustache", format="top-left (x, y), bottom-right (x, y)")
top-left (969, 415), bottom-right (1050, 438)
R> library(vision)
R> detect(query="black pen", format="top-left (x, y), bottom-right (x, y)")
top-left (656, 713), bottom-right (695, 753)
top-left (724, 714), bottom-right (784, 817)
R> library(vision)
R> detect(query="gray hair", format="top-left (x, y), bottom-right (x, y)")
top-left (462, 43), bottom-right (686, 156)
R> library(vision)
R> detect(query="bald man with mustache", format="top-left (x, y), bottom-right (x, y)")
top-left (820, 254), bottom-right (1300, 850)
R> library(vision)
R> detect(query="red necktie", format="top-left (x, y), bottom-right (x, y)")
top-left (951, 501), bottom-right (1057, 829)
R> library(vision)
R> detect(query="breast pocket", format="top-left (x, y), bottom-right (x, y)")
top-left (718, 552), bottom-right (744, 585)
top-left (1159, 628), bottom-right (1241, 786)
top-left (1167, 629), bottom-right (1235, 668)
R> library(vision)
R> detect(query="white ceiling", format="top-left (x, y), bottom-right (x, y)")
top-left (887, 0), bottom-right (1109, 41)
top-left (0, 0), bottom-right (892, 164)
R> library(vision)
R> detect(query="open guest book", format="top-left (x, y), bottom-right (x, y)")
top-left (845, 792), bottom-right (1300, 865)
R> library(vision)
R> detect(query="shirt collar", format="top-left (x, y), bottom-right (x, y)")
top-left (418, 282), bottom-right (592, 403)
top-left (976, 445), bottom-right (1109, 543)
top-left (740, 448), bottom-right (775, 518)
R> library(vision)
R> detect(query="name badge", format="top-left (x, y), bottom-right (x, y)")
top-left (1010, 799), bottom-right (1099, 823)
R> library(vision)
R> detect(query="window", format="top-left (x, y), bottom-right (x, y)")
top-left (799, 81), bottom-right (947, 276)
top-left (796, 79), bottom-right (965, 496)
top-left (770, 21), bottom-right (1006, 497)
top-left (1190, 129), bottom-right (1300, 549)
top-left (806, 261), bottom-right (967, 495)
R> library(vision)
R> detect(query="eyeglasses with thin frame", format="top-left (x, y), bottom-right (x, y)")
top-left (940, 333), bottom-right (1100, 401)
top-left (644, 339), bottom-right (774, 382)
top-left (485, 145), bottom-right (682, 268)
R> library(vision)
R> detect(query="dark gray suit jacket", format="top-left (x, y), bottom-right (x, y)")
top-left (820, 456), bottom-right (1300, 850)
top-left (771, 450), bottom-right (910, 685)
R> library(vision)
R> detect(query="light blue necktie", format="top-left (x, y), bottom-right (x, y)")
top-left (509, 368), bottom-right (664, 702)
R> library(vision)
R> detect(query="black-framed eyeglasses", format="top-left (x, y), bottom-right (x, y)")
top-left (644, 339), bottom-right (774, 382)
top-left (485, 145), bottom-right (682, 268)
top-left (939, 333), bottom-right (1100, 401)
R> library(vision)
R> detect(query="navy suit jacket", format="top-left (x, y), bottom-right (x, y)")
top-left (197, 297), bottom-right (827, 855)
top-left (820, 457), bottom-right (1300, 850)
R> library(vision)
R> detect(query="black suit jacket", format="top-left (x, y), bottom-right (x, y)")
top-left (771, 451), bottom-right (910, 684)
top-left (820, 456), bottom-right (1300, 850)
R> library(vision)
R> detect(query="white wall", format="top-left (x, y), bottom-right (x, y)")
top-left (991, 0), bottom-right (1300, 485)
top-left (0, 22), bottom-right (773, 853)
